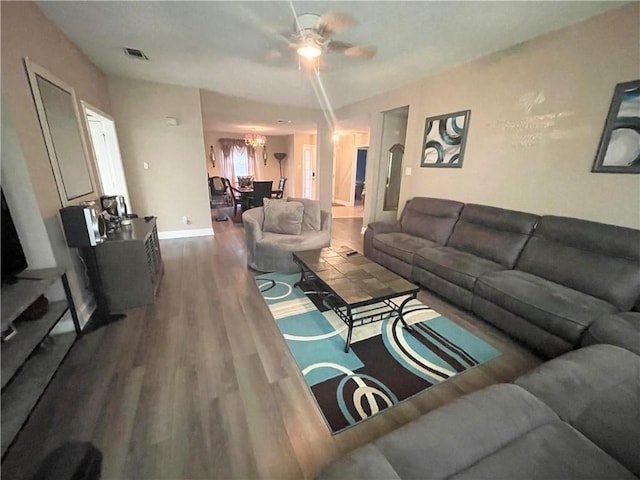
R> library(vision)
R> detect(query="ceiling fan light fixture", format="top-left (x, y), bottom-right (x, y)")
top-left (297, 40), bottom-right (322, 60)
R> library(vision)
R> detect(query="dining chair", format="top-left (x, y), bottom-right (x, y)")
top-left (248, 181), bottom-right (273, 208)
top-left (224, 177), bottom-right (248, 217)
top-left (209, 176), bottom-right (227, 208)
top-left (272, 177), bottom-right (287, 199)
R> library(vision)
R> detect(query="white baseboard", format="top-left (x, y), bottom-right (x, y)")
top-left (158, 228), bottom-right (214, 240)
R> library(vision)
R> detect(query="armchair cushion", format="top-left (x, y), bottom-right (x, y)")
top-left (263, 198), bottom-right (303, 235)
top-left (287, 197), bottom-right (321, 231)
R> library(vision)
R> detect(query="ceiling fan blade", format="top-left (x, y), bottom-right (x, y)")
top-left (343, 45), bottom-right (377, 60)
top-left (315, 11), bottom-right (354, 37)
top-left (327, 41), bottom-right (377, 60)
top-left (327, 40), bottom-right (353, 53)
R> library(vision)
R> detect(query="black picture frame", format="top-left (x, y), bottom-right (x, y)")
top-left (591, 79), bottom-right (640, 174)
top-left (421, 110), bottom-right (471, 168)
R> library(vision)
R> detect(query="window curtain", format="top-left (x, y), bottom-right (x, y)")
top-left (218, 138), bottom-right (256, 183)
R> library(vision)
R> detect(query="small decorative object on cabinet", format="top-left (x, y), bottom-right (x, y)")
top-left (94, 217), bottom-right (163, 313)
top-left (1, 267), bottom-right (81, 458)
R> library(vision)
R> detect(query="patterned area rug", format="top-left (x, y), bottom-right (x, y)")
top-left (256, 272), bottom-right (500, 434)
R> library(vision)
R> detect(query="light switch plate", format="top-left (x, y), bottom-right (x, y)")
top-left (405, 167), bottom-right (412, 175)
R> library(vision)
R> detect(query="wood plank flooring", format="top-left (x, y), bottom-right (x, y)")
top-left (2, 215), bottom-right (540, 479)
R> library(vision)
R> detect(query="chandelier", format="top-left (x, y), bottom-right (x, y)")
top-left (244, 133), bottom-right (266, 148)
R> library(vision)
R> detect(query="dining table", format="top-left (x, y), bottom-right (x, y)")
top-left (233, 184), bottom-right (282, 211)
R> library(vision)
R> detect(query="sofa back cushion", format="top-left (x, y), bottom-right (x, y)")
top-left (287, 197), bottom-right (321, 231)
top-left (448, 204), bottom-right (539, 267)
top-left (400, 197), bottom-right (464, 245)
top-left (517, 216), bottom-right (640, 311)
top-left (263, 198), bottom-right (303, 235)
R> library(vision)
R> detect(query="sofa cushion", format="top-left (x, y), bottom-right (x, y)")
top-left (516, 216), bottom-right (640, 311)
top-left (471, 295), bottom-right (575, 358)
top-left (515, 345), bottom-right (640, 477)
top-left (399, 197), bottom-right (464, 245)
top-left (581, 312), bottom-right (640, 355)
top-left (475, 270), bottom-right (618, 344)
top-left (262, 198), bottom-right (303, 235)
top-left (414, 246), bottom-right (507, 291)
top-left (447, 204), bottom-right (539, 267)
top-left (287, 197), bottom-right (321, 231)
top-left (372, 232), bottom-right (439, 265)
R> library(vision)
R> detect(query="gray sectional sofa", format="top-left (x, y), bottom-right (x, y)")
top-left (364, 197), bottom-right (640, 358)
top-left (317, 197), bottom-right (640, 479)
top-left (318, 344), bottom-right (640, 479)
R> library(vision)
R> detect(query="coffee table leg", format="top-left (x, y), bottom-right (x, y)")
top-left (398, 294), bottom-right (417, 331)
top-left (344, 307), bottom-right (353, 353)
top-left (293, 259), bottom-right (306, 288)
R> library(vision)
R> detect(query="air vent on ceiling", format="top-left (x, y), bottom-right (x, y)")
top-left (277, 120), bottom-right (293, 124)
top-left (123, 47), bottom-right (149, 60)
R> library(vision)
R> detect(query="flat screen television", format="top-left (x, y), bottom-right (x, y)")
top-left (1, 188), bottom-right (28, 284)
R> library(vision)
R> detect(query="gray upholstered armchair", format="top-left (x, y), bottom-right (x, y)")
top-left (243, 197), bottom-right (332, 273)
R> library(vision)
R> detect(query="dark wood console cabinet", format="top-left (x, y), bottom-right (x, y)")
top-left (95, 217), bottom-right (163, 313)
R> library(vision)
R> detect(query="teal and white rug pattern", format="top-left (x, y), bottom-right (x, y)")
top-left (256, 272), bottom-right (500, 433)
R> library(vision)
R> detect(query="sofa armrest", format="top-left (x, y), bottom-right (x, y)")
top-left (581, 312), bottom-right (640, 356)
top-left (317, 384), bottom-right (557, 480)
top-left (320, 210), bottom-right (332, 232)
top-left (243, 208), bottom-right (264, 266)
top-left (317, 444), bottom-right (401, 480)
top-left (363, 220), bottom-right (401, 258)
top-left (514, 344), bottom-right (640, 476)
top-left (367, 220), bottom-right (401, 235)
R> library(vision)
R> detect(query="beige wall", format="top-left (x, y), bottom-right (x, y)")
top-left (1, 1), bottom-right (113, 322)
top-left (107, 76), bottom-right (212, 234)
top-left (338, 4), bottom-right (640, 229)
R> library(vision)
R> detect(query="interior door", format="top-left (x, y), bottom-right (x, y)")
top-left (302, 144), bottom-right (316, 199)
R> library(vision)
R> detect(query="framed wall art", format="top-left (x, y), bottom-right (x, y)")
top-left (592, 79), bottom-right (640, 174)
top-left (421, 110), bottom-right (470, 168)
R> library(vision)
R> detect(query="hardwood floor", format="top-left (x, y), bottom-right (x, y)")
top-left (2, 216), bottom-right (540, 479)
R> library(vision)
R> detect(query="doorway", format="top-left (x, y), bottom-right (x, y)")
top-left (82, 103), bottom-right (131, 211)
top-left (354, 147), bottom-right (367, 206)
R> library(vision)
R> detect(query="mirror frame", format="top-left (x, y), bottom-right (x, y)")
top-left (24, 57), bottom-right (98, 206)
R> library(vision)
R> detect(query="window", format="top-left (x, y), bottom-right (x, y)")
top-left (232, 146), bottom-right (250, 178)
top-left (218, 139), bottom-right (255, 183)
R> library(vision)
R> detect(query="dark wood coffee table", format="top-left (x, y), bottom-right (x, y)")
top-left (292, 246), bottom-right (421, 352)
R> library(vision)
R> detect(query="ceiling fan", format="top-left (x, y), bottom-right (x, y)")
top-left (282, 11), bottom-right (377, 64)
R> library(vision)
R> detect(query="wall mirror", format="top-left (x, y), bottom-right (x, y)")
top-left (383, 143), bottom-right (404, 211)
top-left (25, 57), bottom-right (97, 206)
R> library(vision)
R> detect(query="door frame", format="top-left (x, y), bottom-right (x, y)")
top-left (81, 101), bottom-right (131, 211)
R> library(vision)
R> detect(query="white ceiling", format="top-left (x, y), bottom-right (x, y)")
top-left (37, 1), bottom-right (625, 134)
